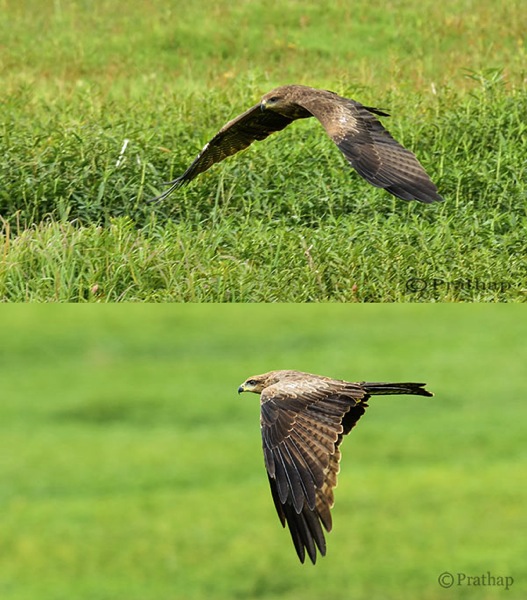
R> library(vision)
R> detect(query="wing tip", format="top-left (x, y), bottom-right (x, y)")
top-left (415, 192), bottom-right (445, 204)
top-left (385, 183), bottom-right (444, 204)
top-left (147, 176), bottom-right (188, 203)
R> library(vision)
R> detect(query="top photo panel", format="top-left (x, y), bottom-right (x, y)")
top-left (1, 0), bottom-right (525, 302)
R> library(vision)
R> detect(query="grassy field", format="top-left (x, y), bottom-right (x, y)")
top-left (1, 0), bottom-right (526, 301)
top-left (0, 305), bottom-right (526, 599)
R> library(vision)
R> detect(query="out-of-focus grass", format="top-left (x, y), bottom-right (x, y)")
top-left (0, 305), bottom-right (526, 599)
top-left (2, 0), bottom-right (526, 93)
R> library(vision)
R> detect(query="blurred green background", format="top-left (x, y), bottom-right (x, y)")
top-left (0, 305), bottom-right (525, 599)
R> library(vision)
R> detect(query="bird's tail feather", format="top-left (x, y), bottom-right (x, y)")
top-left (360, 382), bottom-right (433, 397)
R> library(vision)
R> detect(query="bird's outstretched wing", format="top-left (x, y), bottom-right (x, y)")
top-left (296, 93), bottom-right (443, 203)
top-left (151, 85), bottom-right (443, 203)
top-left (260, 378), bottom-right (368, 564)
top-left (150, 104), bottom-right (293, 202)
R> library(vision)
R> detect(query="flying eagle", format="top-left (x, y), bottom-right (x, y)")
top-left (238, 369), bottom-right (433, 564)
top-left (152, 84), bottom-right (443, 203)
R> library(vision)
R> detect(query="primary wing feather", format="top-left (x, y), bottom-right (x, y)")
top-left (150, 103), bottom-right (293, 201)
top-left (294, 90), bottom-right (443, 203)
top-left (260, 378), bottom-right (368, 564)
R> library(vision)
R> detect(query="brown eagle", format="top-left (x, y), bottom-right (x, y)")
top-left (152, 84), bottom-right (443, 203)
top-left (238, 369), bottom-right (433, 564)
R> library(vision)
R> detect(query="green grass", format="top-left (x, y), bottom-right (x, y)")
top-left (0, 305), bottom-right (526, 599)
top-left (1, 0), bottom-right (526, 301)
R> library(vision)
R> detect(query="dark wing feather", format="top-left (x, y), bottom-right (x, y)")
top-left (150, 103), bottom-right (293, 202)
top-left (260, 379), bottom-right (368, 564)
top-left (296, 92), bottom-right (443, 203)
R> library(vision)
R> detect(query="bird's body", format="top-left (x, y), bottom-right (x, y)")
top-left (152, 84), bottom-right (443, 204)
top-left (238, 369), bottom-right (433, 564)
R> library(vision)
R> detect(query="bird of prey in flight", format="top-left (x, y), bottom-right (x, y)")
top-left (152, 84), bottom-right (443, 203)
top-left (238, 369), bottom-right (433, 564)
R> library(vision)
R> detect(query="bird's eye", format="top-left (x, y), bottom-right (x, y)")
top-left (246, 379), bottom-right (258, 386)
top-left (267, 96), bottom-right (280, 103)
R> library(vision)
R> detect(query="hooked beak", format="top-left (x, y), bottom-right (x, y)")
top-left (260, 100), bottom-right (266, 112)
top-left (238, 384), bottom-right (245, 394)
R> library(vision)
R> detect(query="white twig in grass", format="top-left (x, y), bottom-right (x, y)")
top-left (115, 139), bottom-right (130, 167)
top-left (300, 237), bottom-right (325, 293)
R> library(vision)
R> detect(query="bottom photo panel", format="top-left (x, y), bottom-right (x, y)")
top-left (1, 305), bottom-right (524, 600)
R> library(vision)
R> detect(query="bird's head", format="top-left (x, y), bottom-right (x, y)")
top-left (238, 374), bottom-right (268, 395)
top-left (260, 88), bottom-right (288, 112)
top-left (260, 86), bottom-right (312, 118)
top-left (238, 370), bottom-right (286, 394)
